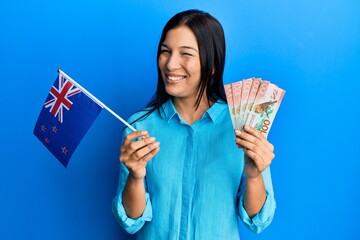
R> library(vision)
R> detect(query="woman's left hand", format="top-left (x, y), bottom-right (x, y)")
top-left (235, 125), bottom-right (275, 179)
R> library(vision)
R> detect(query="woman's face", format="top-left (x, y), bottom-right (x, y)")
top-left (158, 25), bottom-right (201, 101)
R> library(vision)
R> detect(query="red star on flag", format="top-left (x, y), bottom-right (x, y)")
top-left (41, 125), bottom-right (46, 132)
top-left (62, 147), bottom-right (68, 155)
top-left (52, 126), bottom-right (58, 133)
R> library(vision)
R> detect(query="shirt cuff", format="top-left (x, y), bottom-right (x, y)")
top-left (112, 192), bottom-right (153, 234)
top-left (238, 191), bottom-right (276, 234)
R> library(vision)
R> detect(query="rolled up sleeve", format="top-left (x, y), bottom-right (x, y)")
top-left (112, 191), bottom-right (152, 234)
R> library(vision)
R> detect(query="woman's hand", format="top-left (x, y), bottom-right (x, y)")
top-left (120, 130), bottom-right (160, 180)
top-left (235, 125), bottom-right (275, 179)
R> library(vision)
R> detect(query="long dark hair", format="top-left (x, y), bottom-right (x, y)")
top-left (133, 9), bottom-right (226, 123)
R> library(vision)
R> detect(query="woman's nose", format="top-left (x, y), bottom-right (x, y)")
top-left (166, 53), bottom-right (181, 70)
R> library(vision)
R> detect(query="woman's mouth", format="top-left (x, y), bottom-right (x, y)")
top-left (166, 74), bottom-right (186, 83)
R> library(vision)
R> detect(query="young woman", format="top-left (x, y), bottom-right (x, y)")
top-left (113, 9), bottom-right (276, 239)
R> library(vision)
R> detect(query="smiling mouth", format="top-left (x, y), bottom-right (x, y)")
top-left (166, 74), bottom-right (186, 82)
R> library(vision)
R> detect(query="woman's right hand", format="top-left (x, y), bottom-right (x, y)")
top-left (119, 130), bottom-right (160, 180)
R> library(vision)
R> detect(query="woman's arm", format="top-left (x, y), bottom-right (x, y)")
top-left (120, 130), bottom-right (160, 218)
top-left (235, 125), bottom-right (275, 217)
top-left (122, 176), bottom-right (147, 218)
top-left (244, 174), bottom-right (266, 217)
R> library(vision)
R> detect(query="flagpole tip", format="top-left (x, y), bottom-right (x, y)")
top-left (57, 68), bottom-right (62, 73)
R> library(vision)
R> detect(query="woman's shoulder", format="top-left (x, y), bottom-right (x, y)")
top-left (127, 107), bottom-right (161, 125)
top-left (215, 99), bottom-right (227, 106)
top-left (212, 99), bottom-right (228, 111)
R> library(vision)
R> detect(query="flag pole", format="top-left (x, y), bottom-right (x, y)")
top-left (57, 69), bottom-right (137, 132)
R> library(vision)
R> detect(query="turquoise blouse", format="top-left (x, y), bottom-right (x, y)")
top-left (113, 99), bottom-right (276, 239)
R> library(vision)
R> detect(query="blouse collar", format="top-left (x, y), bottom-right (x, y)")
top-left (160, 99), bottom-right (226, 124)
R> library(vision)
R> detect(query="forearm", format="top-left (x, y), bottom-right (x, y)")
top-left (122, 176), bottom-right (146, 219)
top-left (244, 174), bottom-right (267, 217)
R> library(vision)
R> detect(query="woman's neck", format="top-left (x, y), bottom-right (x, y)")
top-left (172, 96), bottom-right (213, 125)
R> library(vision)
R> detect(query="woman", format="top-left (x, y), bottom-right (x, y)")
top-left (113, 9), bottom-right (276, 239)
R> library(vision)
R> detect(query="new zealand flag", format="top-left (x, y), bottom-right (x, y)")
top-left (34, 73), bottom-right (102, 167)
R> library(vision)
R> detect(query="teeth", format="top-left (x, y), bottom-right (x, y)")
top-left (168, 75), bottom-right (185, 81)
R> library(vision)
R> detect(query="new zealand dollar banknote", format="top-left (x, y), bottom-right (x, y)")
top-left (224, 78), bottom-right (285, 136)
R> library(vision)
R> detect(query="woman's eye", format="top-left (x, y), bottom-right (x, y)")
top-left (181, 52), bottom-right (193, 56)
top-left (160, 49), bottom-right (170, 54)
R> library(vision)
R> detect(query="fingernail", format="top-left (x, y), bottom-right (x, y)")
top-left (235, 130), bottom-right (241, 135)
top-left (153, 142), bottom-right (160, 147)
top-left (142, 130), bottom-right (148, 135)
top-left (150, 137), bottom-right (156, 141)
top-left (244, 125), bottom-right (250, 131)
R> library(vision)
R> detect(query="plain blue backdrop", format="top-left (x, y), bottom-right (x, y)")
top-left (1, 0), bottom-right (359, 239)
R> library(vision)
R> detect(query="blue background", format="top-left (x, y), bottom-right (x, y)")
top-left (1, 0), bottom-right (359, 239)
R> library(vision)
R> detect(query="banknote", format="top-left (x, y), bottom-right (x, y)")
top-left (255, 86), bottom-right (285, 136)
top-left (245, 80), bottom-right (271, 127)
top-left (231, 81), bottom-right (242, 129)
top-left (246, 83), bottom-right (285, 137)
top-left (224, 78), bottom-right (285, 137)
top-left (241, 78), bottom-right (263, 129)
top-left (238, 78), bottom-right (253, 129)
top-left (224, 83), bottom-right (236, 128)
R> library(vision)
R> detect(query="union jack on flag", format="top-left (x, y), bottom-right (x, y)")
top-left (44, 74), bottom-right (81, 123)
top-left (34, 72), bottom-right (102, 167)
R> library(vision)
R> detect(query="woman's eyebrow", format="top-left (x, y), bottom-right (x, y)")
top-left (161, 43), bottom-right (198, 53)
top-left (179, 46), bottom-right (199, 53)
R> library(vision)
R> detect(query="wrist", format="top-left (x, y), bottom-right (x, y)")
top-left (246, 174), bottom-right (263, 184)
top-left (128, 174), bottom-right (145, 183)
